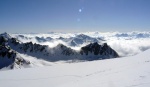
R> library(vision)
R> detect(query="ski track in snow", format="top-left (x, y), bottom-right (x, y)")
top-left (126, 82), bottom-right (150, 87)
top-left (0, 32), bottom-right (150, 87)
top-left (0, 75), bottom-right (82, 81)
top-left (0, 69), bottom-right (111, 82)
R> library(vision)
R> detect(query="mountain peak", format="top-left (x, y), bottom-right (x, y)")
top-left (76, 34), bottom-right (90, 39)
top-left (0, 32), bottom-right (11, 40)
top-left (81, 42), bottom-right (119, 60)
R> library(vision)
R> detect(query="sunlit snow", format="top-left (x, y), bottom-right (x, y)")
top-left (0, 49), bottom-right (150, 87)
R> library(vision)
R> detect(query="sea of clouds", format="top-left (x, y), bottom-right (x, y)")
top-left (11, 31), bottom-right (150, 57)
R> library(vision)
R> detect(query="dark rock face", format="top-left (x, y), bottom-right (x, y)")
top-left (81, 42), bottom-right (118, 57)
top-left (55, 44), bottom-right (76, 56)
top-left (0, 33), bottom-right (30, 69)
top-left (0, 46), bottom-right (16, 59)
top-left (0, 36), bottom-right (7, 46)
top-left (80, 42), bottom-right (119, 60)
top-left (0, 45), bottom-right (15, 69)
top-left (19, 42), bottom-right (47, 53)
top-left (0, 45), bottom-right (30, 69)
top-left (6, 33), bottom-right (119, 61)
top-left (0, 32), bottom-right (119, 69)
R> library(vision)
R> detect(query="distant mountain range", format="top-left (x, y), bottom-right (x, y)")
top-left (0, 32), bottom-right (119, 69)
top-left (14, 33), bottom-right (105, 46)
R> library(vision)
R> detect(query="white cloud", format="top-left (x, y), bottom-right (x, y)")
top-left (11, 31), bottom-right (150, 57)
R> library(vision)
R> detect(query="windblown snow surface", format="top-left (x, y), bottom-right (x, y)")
top-left (1, 31), bottom-right (150, 87)
top-left (0, 49), bottom-right (150, 87)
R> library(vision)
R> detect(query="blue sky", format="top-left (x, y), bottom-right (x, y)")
top-left (0, 0), bottom-right (150, 33)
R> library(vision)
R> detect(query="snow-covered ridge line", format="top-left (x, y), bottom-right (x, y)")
top-left (1, 48), bottom-right (150, 87)
top-left (11, 31), bottom-right (150, 57)
top-left (0, 32), bottom-right (119, 69)
top-left (7, 35), bottom-right (119, 61)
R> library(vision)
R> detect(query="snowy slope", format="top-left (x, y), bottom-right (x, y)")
top-left (0, 45), bottom-right (52, 70)
top-left (0, 32), bottom-right (119, 69)
top-left (0, 49), bottom-right (150, 87)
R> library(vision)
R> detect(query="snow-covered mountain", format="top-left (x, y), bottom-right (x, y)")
top-left (9, 39), bottom-right (118, 62)
top-left (1, 31), bottom-right (150, 69)
top-left (11, 31), bottom-right (150, 56)
top-left (115, 32), bottom-right (150, 38)
top-left (0, 47), bottom-right (150, 87)
top-left (14, 34), bottom-right (53, 43)
top-left (0, 32), bottom-right (119, 69)
top-left (62, 34), bottom-right (104, 46)
top-left (13, 33), bottom-right (104, 47)
top-left (0, 45), bottom-right (30, 69)
top-left (1, 32), bottom-right (150, 87)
